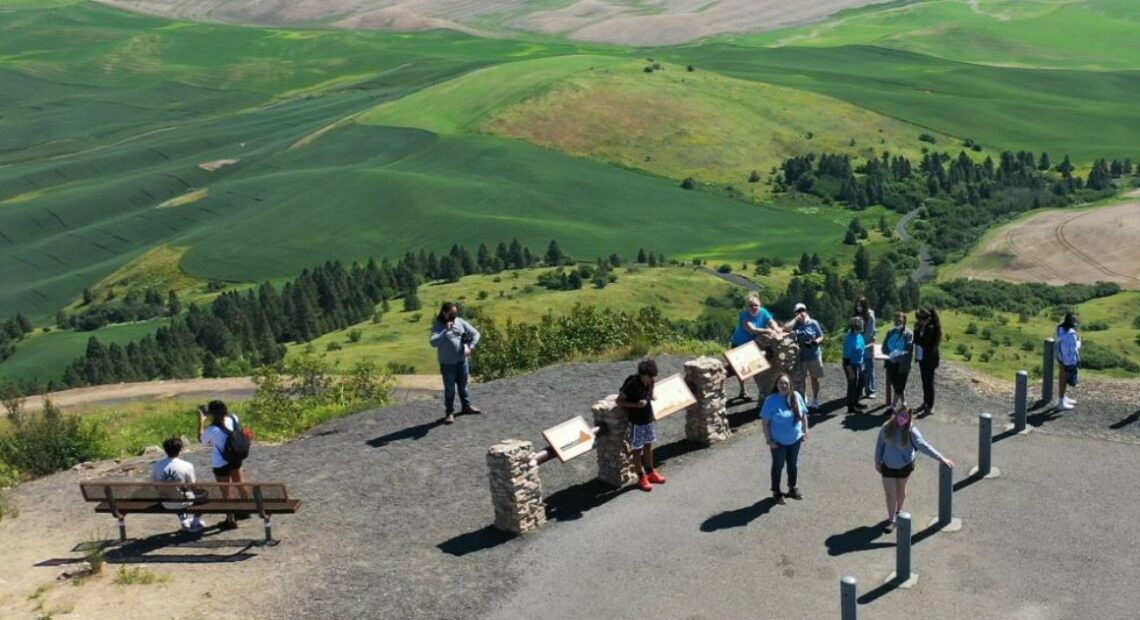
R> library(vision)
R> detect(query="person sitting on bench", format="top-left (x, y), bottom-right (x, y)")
top-left (151, 437), bottom-right (205, 534)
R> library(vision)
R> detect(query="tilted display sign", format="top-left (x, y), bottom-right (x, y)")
top-left (724, 340), bottom-right (770, 380)
top-left (542, 415), bottom-right (596, 463)
top-left (651, 373), bottom-right (697, 421)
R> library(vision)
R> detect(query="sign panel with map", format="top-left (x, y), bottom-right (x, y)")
top-left (542, 416), bottom-right (596, 462)
top-left (724, 341), bottom-right (770, 380)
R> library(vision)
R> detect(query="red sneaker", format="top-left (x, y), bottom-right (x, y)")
top-left (638, 475), bottom-right (652, 492)
top-left (647, 471), bottom-right (667, 485)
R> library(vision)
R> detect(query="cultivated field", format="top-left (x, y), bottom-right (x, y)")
top-left (93, 0), bottom-right (897, 45)
top-left (953, 196), bottom-right (1140, 289)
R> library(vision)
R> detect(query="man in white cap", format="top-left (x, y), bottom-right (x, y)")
top-left (785, 302), bottom-right (825, 408)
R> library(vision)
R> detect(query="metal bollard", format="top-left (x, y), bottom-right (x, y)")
top-left (840, 576), bottom-right (858, 620)
top-left (896, 512), bottom-right (912, 582)
top-left (977, 413), bottom-right (992, 476)
top-left (938, 462), bottom-right (953, 526)
top-left (1042, 338), bottom-right (1055, 404)
top-left (1014, 370), bottom-right (1028, 433)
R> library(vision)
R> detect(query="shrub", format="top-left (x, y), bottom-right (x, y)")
top-left (680, 177), bottom-right (697, 190)
top-left (981, 327), bottom-right (993, 341)
top-left (1083, 321), bottom-right (1109, 332)
top-left (919, 133), bottom-right (937, 143)
top-left (1021, 340), bottom-right (1035, 352)
top-left (325, 342), bottom-right (343, 352)
top-left (965, 323), bottom-right (978, 335)
top-left (386, 361), bottom-right (416, 374)
top-left (955, 343), bottom-right (969, 356)
top-left (477, 290), bottom-right (489, 300)
top-left (979, 351), bottom-right (992, 363)
top-left (0, 400), bottom-right (107, 477)
top-left (346, 329), bottom-right (363, 343)
top-left (1132, 315), bottom-right (1140, 329)
top-left (717, 264), bottom-right (733, 274)
top-left (1079, 341), bottom-right (1140, 372)
top-left (114, 566), bottom-right (166, 585)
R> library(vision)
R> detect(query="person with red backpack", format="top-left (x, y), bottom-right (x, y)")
top-left (198, 400), bottom-right (251, 530)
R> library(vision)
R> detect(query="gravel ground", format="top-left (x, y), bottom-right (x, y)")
top-left (3, 356), bottom-right (1136, 619)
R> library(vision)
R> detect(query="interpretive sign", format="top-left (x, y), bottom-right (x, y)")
top-left (542, 416), bottom-right (596, 463)
top-left (724, 341), bottom-right (770, 380)
top-left (651, 373), bottom-right (697, 421)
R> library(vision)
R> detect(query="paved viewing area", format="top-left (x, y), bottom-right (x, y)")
top-left (4, 357), bottom-right (1138, 619)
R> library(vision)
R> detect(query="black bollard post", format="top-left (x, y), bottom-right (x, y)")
top-left (1014, 370), bottom-right (1028, 433)
top-left (896, 512), bottom-right (912, 582)
top-left (1042, 338), bottom-right (1055, 404)
top-left (969, 413), bottom-right (1001, 479)
top-left (938, 462), bottom-right (952, 526)
top-left (840, 576), bottom-right (858, 620)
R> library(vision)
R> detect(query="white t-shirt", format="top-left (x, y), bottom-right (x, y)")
top-left (201, 415), bottom-right (239, 468)
top-left (152, 456), bottom-right (196, 484)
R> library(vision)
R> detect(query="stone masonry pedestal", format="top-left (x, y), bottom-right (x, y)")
top-left (486, 439), bottom-right (545, 534)
top-left (592, 395), bottom-right (637, 489)
top-left (684, 357), bottom-right (729, 445)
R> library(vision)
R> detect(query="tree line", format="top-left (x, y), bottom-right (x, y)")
top-left (0, 315), bottom-right (33, 364)
top-left (776, 148), bottom-right (1135, 262)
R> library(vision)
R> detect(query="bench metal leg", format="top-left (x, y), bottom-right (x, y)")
top-left (118, 517), bottom-right (127, 542)
top-left (262, 517), bottom-right (278, 546)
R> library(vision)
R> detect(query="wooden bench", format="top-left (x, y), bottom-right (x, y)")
top-left (79, 481), bottom-right (301, 545)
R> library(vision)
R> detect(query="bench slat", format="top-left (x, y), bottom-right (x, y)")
top-left (80, 481), bottom-right (291, 502)
top-left (93, 499), bottom-right (302, 515)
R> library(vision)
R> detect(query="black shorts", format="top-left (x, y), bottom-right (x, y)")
top-left (213, 462), bottom-right (242, 477)
top-left (880, 463), bottom-right (914, 479)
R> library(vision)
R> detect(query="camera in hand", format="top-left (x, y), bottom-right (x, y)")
top-left (460, 331), bottom-right (474, 345)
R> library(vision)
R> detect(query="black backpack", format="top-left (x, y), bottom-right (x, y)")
top-left (220, 416), bottom-right (251, 464)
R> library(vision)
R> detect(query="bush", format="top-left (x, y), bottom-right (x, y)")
top-left (717, 264), bottom-right (733, 274)
top-left (1021, 340), bottom-right (1035, 352)
top-left (386, 361), bottom-right (416, 374)
top-left (955, 343), bottom-right (969, 356)
top-left (680, 177), bottom-right (697, 190)
top-left (0, 400), bottom-right (107, 477)
top-left (346, 329), bottom-right (363, 343)
top-left (326, 342), bottom-right (343, 351)
top-left (965, 323), bottom-right (978, 335)
top-left (981, 327), bottom-right (993, 341)
top-left (1083, 321), bottom-right (1109, 332)
top-left (1079, 341), bottom-right (1140, 372)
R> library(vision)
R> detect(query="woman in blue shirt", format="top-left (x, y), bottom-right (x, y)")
top-left (760, 373), bottom-right (809, 505)
top-left (730, 294), bottom-right (782, 401)
top-left (843, 317), bottom-right (866, 414)
top-left (874, 407), bottom-right (954, 532)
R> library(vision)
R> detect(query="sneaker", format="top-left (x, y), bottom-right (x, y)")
top-left (884, 520), bottom-right (895, 534)
top-left (460, 406), bottom-right (482, 415)
top-left (638, 475), bottom-right (653, 492)
top-left (810, 399), bottom-right (821, 409)
top-left (647, 471), bottom-right (667, 485)
top-left (866, 391), bottom-right (877, 398)
top-left (785, 487), bottom-right (804, 501)
top-left (773, 491), bottom-right (786, 505)
top-left (187, 520), bottom-right (205, 534)
top-left (443, 413), bottom-right (455, 424)
top-left (1058, 398), bottom-right (1075, 411)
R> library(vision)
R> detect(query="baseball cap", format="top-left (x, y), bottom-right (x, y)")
top-left (793, 303), bottom-right (807, 313)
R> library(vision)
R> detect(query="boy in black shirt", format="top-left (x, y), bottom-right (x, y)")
top-left (616, 359), bottom-right (664, 492)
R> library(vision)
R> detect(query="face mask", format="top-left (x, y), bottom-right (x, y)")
top-left (895, 413), bottom-right (910, 427)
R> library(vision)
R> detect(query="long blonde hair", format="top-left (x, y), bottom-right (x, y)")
top-left (775, 372), bottom-right (805, 423)
top-left (884, 407), bottom-right (915, 447)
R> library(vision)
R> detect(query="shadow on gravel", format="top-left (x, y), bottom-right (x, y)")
top-left (437, 526), bottom-right (516, 557)
top-left (40, 532), bottom-right (259, 565)
top-left (700, 498), bottom-right (777, 532)
top-left (366, 418), bottom-right (446, 447)
top-left (857, 575), bottom-right (903, 605)
top-left (953, 472), bottom-right (985, 492)
top-left (1110, 410), bottom-right (1140, 429)
top-left (825, 525), bottom-right (893, 556)
top-left (840, 409), bottom-right (888, 432)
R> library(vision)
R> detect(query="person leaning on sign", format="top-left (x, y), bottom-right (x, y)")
top-left (729, 294), bottom-right (783, 401)
top-left (616, 359), bottom-right (666, 493)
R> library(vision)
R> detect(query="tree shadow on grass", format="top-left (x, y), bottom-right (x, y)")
top-left (366, 418), bottom-right (445, 448)
top-left (700, 498), bottom-right (777, 532)
top-left (824, 524), bottom-right (893, 556)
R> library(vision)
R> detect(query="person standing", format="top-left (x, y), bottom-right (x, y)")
top-left (913, 308), bottom-right (942, 416)
top-left (843, 317), bottom-right (866, 414)
top-left (785, 303), bottom-right (825, 408)
top-left (1055, 312), bottom-right (1082, 411)
top-left (882, 312), bottom-right (914, 412)
top-left (760, 373), bottom-right (809, 504)
top-left (430, 301), bottom-right (482, 424)
top-left (729, 294), bottom-right (783, 401)
top-left (152, 437), bottom-right (204, 533)
top-left (616, 359), bottom-right (665, 493)
top-left (874, 407), bottom-right (953, 532)
top-left (855, 297), bottom-right (877, 399)
top-left (198, 400), bottom-right (247, 531)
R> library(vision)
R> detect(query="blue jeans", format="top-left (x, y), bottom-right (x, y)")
top-left (770, 439), bottom-right (802, 493)
top-left (440, 360), bottom-right (471, 413)
top-left (862, 351), bottom-right (876, 395)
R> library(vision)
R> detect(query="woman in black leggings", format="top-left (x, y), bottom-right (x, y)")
top-left (913, 308), bottom-right (942, 416)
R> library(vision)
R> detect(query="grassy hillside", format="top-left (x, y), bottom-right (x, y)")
top-left (731, 0), bottom-right (1140, 70)
top-left (289, 266), bottom-right (733, 373)
top-left (0, 320), bottom-right (166, 382)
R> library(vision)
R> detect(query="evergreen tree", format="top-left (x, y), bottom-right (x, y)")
top-left (16, 313), bottom-right (32, 335)
top-left (167, 290), bottom-right (182, 316)
top-left (853, 245), bottom-right (871, 280)
top-left (637, 248), bottom-right (648, 264)
top-left (798, 252), bottom-right (813, 275)
top-left (546, 240), bottom-right (565, 266)
top-left (82, 287), bottom-right (95, 306)
top-left (843, 229), bottom-right (858, 245)
top-left (403, 289), bottom-right (422, 312)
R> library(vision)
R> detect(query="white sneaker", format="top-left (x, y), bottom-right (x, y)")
top-left (1058, 398), bottom-right (1075, 411)
top-left (811, 399), bottom-right (821, 409)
